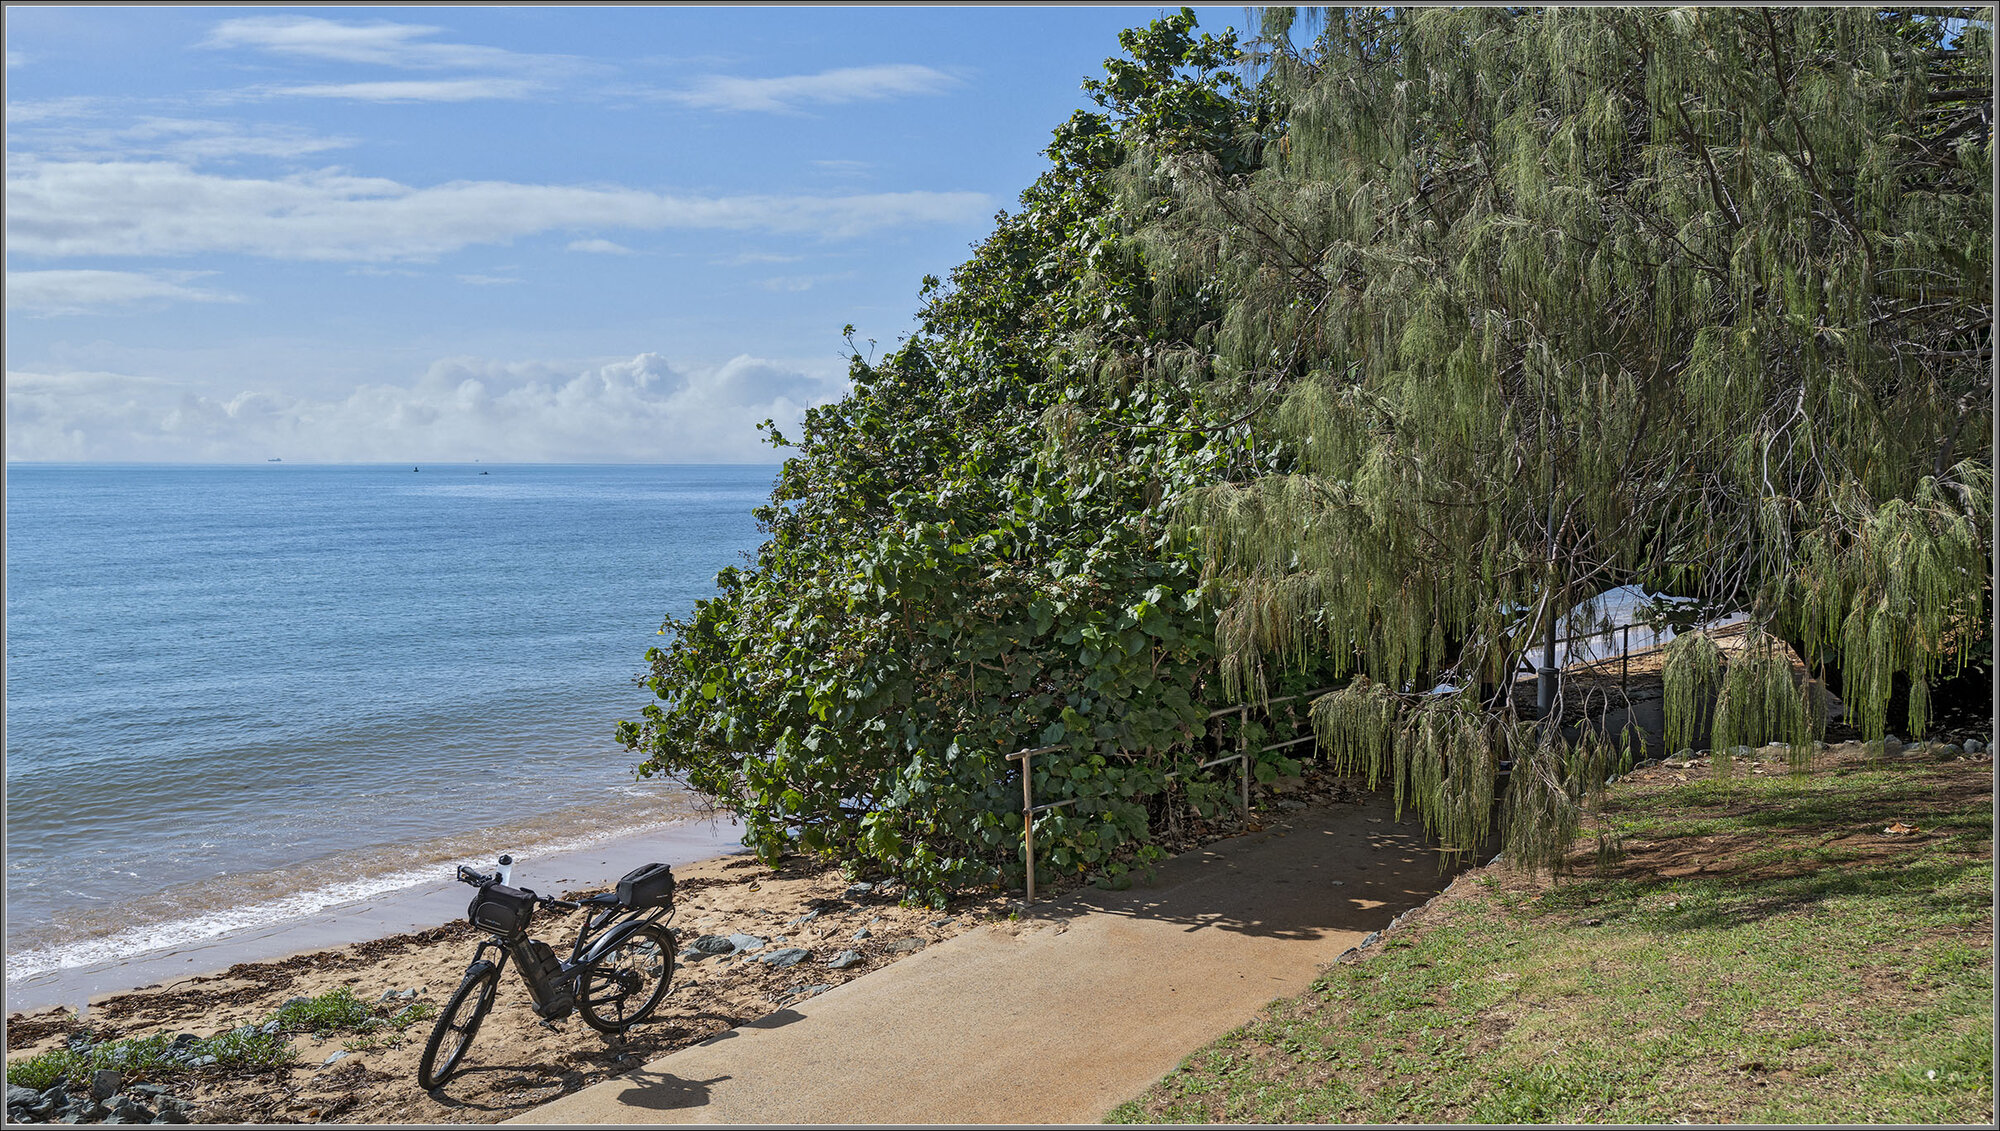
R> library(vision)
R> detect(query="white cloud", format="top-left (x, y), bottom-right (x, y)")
top-left (568, 238), bottom-right (634, 255)
top-left (6, 159), bottom-right (992, 260)
top-left (455, 273), bottom-right (520, 286)
top-left (12, 116), bottom-right (355, 162)
top-left (759, 271), bottom-right (857, 293)
top-left (715, 251), bottom-right (803, 266)
top-left (199, 16), bottom-right (591, 102)
top-left (7, 49), bottom-right (30, 69)
top-left (6, 270), bottom-right (243, 316)
top-left (257, 78), bottom-right (545, 102)
top-left (667, 64), bottom-right (961, 113)
top-left (6, 96), bottom-right (108, 123)
top-left (5, 353), bottom-right (846, 463)
top-left (202, 16), bottom-right (541, 72)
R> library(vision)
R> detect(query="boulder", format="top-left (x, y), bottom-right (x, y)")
top-left (760, 948), bottom-right (811, 968)
top-left (91, 1070), bottom-right (124, 1101)
top-left (842, 882), bottom-right (876, 900)
top-left (56, 1094), bottom-right (104, 1123)
top-left (884, 938), bottom-right (925, 955)
top-left (726, 933), bottom-right (766, 954)
top-left (826, 950), bottom-right (863, 970)
top-left (104, 1095), bottom-right (155, 1124)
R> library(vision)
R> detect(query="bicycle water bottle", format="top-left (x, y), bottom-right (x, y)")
top-left (497, 854), bottom-right (514, 886)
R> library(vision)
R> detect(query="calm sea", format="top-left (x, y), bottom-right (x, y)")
top-left (4, 463), bottom-right (773, 985)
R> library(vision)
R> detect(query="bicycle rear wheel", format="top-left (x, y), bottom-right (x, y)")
top-left (578, 924), bottom-right (674, 1033)
top-left (419, 960), bottom-right (501, 1089)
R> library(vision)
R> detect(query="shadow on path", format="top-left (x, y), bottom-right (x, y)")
top-left (1050, 803), bottom-right (1482, 943)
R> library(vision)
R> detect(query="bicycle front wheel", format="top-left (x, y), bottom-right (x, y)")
top-left (419, 960), bottom-right (501, 1089)
top-left (578, 924), bottom-right (674, 1033)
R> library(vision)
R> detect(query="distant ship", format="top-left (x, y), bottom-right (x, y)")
top-left (267, 458), bottom-right (282, 462)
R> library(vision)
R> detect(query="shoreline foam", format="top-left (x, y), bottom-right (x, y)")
top-left (4, 813), bottom-right (747, 1014)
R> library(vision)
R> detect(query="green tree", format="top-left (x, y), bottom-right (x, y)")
top-left (617, 10), bottom-right (1298, 904)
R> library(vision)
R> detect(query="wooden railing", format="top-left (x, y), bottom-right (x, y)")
top-left (1004, 688), bottom-right (1332, 905)
top-left (999, 612), bottom-right (1731, 903)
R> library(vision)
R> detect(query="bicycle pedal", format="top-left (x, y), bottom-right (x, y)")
top-left (538, 1019), bottom-right (565, 1031)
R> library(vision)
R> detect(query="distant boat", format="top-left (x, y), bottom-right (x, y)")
top-left (267, 458), bottom-right (282, 462)
top-left (413, 467), bottom-right (420, 472)
top-left (480, 471), bottom-right (489, 475)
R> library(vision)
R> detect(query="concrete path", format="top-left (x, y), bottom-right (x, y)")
top-left (514, 798), bottom-right (1458, 1126)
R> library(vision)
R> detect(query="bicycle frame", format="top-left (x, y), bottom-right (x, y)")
top-left (466, 900), bottom-right (671, 1016)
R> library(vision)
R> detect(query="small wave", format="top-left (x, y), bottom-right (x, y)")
top-left (3, 813), bottom-right (713, 984)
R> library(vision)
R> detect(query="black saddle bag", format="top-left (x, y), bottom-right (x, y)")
top-left (616, 862), bottom-right (674, 909)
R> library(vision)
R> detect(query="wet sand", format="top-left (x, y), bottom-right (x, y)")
top-left (5, 815), bottom-right (748, 1015)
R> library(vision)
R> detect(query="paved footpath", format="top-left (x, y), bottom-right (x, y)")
top-left (514, 798), bottom-right (1459, 1126)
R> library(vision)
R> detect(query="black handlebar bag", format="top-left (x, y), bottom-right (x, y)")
top-left (468, 882), bottom-right (536, 938)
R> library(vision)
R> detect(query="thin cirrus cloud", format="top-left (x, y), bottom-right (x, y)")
top-left (567, 238), bottom-right (634, 255)
top-left (202, 15), bottom-right (546, 72)
top-left (7, 270), bottom-right (243, 317)
top-left (6, 159), bottom-right (993, 261)
top-left (5, 353), bottom-right (843, 463)
top-left (256, 78), bottom-right (546, 103)
top-left (201, 15), bottom-right (590, 102)
top-left (666, 63), bottom-right (962, 113)
top-left (12, 115), bottom-right (356, 162)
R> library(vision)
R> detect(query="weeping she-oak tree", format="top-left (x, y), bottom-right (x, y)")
top-left (1160, 6), bottom-right (1990, 867)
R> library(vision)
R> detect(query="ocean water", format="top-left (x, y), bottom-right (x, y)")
top-left (4, 463), bottom-right (773, 985)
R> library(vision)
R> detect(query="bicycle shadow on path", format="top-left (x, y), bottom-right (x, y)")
top-left (595, 1070), bottom-right (731, 1114)
top-left (530, 1008), bottom-right (801, 1114)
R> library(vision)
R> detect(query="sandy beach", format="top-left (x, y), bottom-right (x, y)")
top-left (4, 842), bottom-right (1021, 1124)
top-left (5, 815), bottom-right (753, 1017)
top-left (4, 759), bottom-right (1380, 1125)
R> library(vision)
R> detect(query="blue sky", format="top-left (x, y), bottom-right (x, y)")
top-left (5, 5), bottom-right (1250, 462)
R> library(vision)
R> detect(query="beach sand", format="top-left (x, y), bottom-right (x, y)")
top-left (5, 846), bottom-right (1019, 1125)
top-left (5, 758), bottom-right (1380, 1124)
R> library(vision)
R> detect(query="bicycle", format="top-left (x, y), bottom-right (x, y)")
top-left (417, 856), bottom-right (678, 1090)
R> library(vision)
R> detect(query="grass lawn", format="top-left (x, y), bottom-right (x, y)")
top-left (1110, 742), bottom-right (1994, 1125)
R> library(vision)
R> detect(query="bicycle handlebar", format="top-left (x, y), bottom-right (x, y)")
top-left (452, 864), bottom-right (579, 911)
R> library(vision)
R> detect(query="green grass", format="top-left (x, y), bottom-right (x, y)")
top-left (268, 987), bottom-right (373, 1034)
top-left (1109, 752), bottom-right (1994, 1125)
top-left (4, 987), bottom-right (441, 1092)
top-left (3, 1027), bottom-right (296, 1092)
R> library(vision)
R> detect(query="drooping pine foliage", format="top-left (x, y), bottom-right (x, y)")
top-left (1153, 7), bottom-right (1989, 868)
